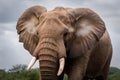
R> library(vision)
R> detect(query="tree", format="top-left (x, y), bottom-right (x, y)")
top-left (0, 69), bottom-right (6, 80)
top-left (8, 64), bottom-right (27, 72)
top-left (109, 67), bottom-right (120, 75)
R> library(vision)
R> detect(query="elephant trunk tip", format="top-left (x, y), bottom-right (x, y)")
top-left (27, 56), bottom-right (37, 70)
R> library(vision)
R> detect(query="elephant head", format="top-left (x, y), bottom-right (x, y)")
top-left (16, 6), bottom-right (105, 80)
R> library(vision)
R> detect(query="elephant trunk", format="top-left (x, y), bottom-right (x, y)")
top-left (39, 49), bottom-right (58, 80)
top-left (33, 37), bottom-right (66, 80)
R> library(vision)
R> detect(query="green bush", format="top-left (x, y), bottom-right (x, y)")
top-left (0, 65), bottom-right (120, 80)
top-left (64, 74), bottom-right (68, 80)
top-left (108, 67), bottom-right (120, 80)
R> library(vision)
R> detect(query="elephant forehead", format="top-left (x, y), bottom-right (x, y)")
top-left (40, 10), bottom-right (68, 20)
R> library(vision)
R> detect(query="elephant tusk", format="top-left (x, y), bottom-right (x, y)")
top-left (27, 56), bottom-right (37, 70)
top-left (57, 58), bottom-right (65, 76)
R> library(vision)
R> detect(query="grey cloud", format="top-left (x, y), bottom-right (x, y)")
top-left (0, 0), bottom-right (28, 23)
top-left (105, 18), bottom-right (120, 34)
top-left (0, 31), bottom-right (32, 70)
top-left (86, 0), bottom-right (120, 34)
top-left (109, 32), bottom-right (120, 68)
top-left (0, 22), bottom-right (16, 31)
top-left (0, 28), bottom-right (5, 35)
top-left (0, 22), bottom-right (17, 35)
top-left (14, 0), bottom-right (87, 10)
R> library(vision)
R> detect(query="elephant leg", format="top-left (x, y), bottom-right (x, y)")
top-left (68, 65), bottom-right (83, 80)
top-left (99, 53), bottom-right (112, 80)
top-left (68, 54), bottom-right (90, 80)
top-left (82, 76), bottom-right (94, 80)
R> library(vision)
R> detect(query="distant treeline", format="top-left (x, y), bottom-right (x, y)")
top-left (0, 64), bottom-right (120, 80)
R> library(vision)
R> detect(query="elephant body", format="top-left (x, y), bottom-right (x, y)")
top-left (66, 31), bottom-right (112, 80)
top-left (16, 6), bottom-right (112, 80)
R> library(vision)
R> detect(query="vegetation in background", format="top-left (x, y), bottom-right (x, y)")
top-left (108, 67), bottom-right (120, 80)
top-left (0, 64), bottom-right (120, 80)
top-left (0, 65), bottom-right (39, 80)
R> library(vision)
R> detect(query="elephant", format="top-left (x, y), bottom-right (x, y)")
top-left (16, 5), bottom-right (112, 80)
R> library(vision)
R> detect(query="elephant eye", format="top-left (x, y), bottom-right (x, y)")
top-left (63, 30), bottom-right (69, 40)
top-left (64, 32), bottom-right (68, 37)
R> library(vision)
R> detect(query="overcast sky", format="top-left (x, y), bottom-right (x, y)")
top-left (0, 0), bottom-right (120, 70)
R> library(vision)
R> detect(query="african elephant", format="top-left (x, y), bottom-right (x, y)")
top-left (16, 5), bottom-right (112, 80)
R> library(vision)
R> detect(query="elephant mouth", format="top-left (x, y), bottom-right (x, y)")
top-left (27, 37), bottom-right (66, 76)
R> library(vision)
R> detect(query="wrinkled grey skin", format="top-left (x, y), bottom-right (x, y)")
top-left (16, 5), bottom-right (112, 80)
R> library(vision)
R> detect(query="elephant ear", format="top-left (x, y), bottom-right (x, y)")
top-left (16, 6), bottom-right (47, 56)
top-left (68, 8), bottom-right (106, 58)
